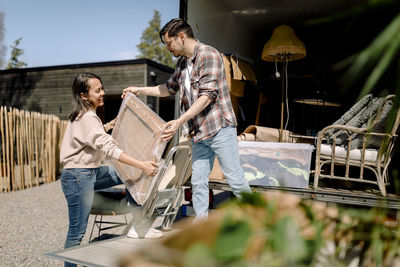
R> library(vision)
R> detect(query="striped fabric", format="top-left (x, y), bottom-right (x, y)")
top-left (167, 41), bottom-right (237, 142)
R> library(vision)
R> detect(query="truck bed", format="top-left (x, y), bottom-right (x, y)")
top-left (207, 180), bottom-right (400, 210)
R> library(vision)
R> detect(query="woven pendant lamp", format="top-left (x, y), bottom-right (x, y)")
top-left (262, 25), bottom-right (306, 62)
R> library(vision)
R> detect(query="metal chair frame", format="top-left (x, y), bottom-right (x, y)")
top-left (123, 144), bottom-right (192, 237)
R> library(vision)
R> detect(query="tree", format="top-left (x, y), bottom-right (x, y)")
top-left (0, 12), bottom-right (6, 68)
top-left (137, 10), bottom-right (175, 68)
top-left (7, 37), bottom-right (27, 69)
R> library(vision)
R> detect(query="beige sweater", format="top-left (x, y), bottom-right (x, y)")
top-left (60, 110), bottom-right (123, 169)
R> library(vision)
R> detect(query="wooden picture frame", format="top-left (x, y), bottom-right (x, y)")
top-left (111, 93), bottom-right (167, 205)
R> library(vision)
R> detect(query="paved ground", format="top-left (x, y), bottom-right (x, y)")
top-left (0, 180), bottom-right (128, 267)
top-left (0, 179), bottom-right (230, 266)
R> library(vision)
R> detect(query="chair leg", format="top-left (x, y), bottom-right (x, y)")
top-left (377, 175), bottom-right (387, 197)
top-left (313, 163), bottom-right (321, 190)
top-left (162, 192), bottom-right (183, 229)
top-left (97, 215), bottom-right (103, 238)
top-left (313, 150), bottom-right (323, 190)
top-left (89, 215), bottom-right (98, 242)
top-left (375, 164), bottom-right (387, 196)
top-left (123, 214), bottom-right (127, 225)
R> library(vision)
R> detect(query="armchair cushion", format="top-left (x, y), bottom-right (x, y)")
top-left (325, 94), bottom-right (373, 145)
top-left (349, 99), bottom-right (393, 149)
top-left (325, 94), bottom-right (393, 149)
top-left (320, 144), bottom-right (379, 162)
top-left (331, 94), bottom-right (373, 125)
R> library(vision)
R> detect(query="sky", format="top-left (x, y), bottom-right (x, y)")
top-left (0, 0), bottom-right (180, 68)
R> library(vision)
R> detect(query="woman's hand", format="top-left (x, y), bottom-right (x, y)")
top-left (140, 161), bottom-right (159, 177)
top-left (107, 117), bottom-right (117, 130)
top-left (118, 153), bottom-right (158, 177)
top-left (104, 117), bottom-right (118, 132)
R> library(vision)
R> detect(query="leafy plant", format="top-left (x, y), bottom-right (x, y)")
top-left (7, 37), bottom-right (27, 69)
top-left (122, 192), bottom-right (400, 266)
top-left (306, 0), bottom-right (400, 99)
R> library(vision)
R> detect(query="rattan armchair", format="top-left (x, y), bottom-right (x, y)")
top-left (313, 95), bottom-right (400, 196)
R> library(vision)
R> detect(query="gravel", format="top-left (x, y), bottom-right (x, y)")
top-left (0, 180), bottom-right (126, 267)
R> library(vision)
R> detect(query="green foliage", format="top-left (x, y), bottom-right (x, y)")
top-left (7, 37), bottom-right (27, 69)
top-left (183, 192), bottom-right (400, 266)
top-left (127, 192), bottom-right (400, 266)
top-left (238, 191), bottom-right (267, 207)
top-left (184, 192), bottom-right (329, 266)
top-left (334, 206), bottom-right (400, 266)
top-left (306, 0), bottom-right (400, 99)
top-left (184, 243), bottom-right (218, 267)
top-left (136, 10), bottom-right (175, 68)
top-left (338, 11), bottom-right (400, 98)
top-left (212, 215), bottom-right (252, 261)
top-left (269, 216), bottom-right (308, 262)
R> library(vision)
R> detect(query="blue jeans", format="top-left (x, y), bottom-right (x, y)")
top-left (191, 126), bottom-right (251, 218)
top-left (60, 166), bottom-right (123, 267)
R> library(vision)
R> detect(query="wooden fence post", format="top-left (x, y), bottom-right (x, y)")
top-left (0, 106), bottom-right (4, 192)
top-left (0, 106), bottom-right (66, 193)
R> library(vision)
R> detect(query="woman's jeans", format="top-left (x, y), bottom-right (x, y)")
top-left (191, 126), bottom-right (251, 218)
top-left (60, 165), bottom-right (122, 266)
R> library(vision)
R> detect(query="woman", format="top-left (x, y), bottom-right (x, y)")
top-left (60, 72), bottom-right (160, 259)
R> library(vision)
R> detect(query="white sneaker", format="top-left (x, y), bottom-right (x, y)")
top-left (127, 226), bottom-right (163, 239)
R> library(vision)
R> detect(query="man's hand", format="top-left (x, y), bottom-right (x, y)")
top-left (161, 120), bottom-right (181, 141)
top-left (122, 87), bottom-right (141, 99)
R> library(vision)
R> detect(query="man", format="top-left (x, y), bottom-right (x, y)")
top-left (122, 18), bottom-right (251, 218)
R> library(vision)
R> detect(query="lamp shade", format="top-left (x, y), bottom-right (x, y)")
top-left (262, 25), bottom-right (306, 62)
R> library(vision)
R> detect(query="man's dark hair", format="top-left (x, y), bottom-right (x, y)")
top-left (159, 18), bottom-right (194, 43)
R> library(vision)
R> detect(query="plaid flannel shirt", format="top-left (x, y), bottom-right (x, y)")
top-left (166, 41), bottom-right (237, 143)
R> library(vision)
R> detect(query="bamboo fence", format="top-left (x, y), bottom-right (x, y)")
top-left (0, 106), bottom-right (67, 193)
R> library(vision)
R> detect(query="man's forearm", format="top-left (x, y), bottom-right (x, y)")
top-left (178, 95), bottom-right (212, 125)
top-left (140, 84), bottom-right (170, 97)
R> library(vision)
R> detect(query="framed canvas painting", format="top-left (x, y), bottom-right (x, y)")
top-left (111, 93), bottom-right (167, 204)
